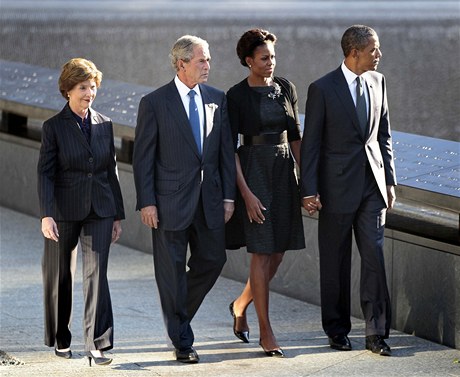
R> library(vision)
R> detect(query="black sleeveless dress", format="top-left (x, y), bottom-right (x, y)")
top-left (226, 86), bottom-right (305, 254)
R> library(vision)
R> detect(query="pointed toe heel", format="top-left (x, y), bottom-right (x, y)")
top-left (259, 339), bottom-right (284, 358)
top-left (229, 301), bottom-right (250, 343)
top-left (264, 348), bottom-right (285, 357)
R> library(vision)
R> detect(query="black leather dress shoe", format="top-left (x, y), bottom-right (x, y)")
top-left (54, 348), bottom-right (72, 359)
top-left (328, 335), bottom-right (352, 351)
top-left (366, 335), bottom-right (392, 356)
top-left (174, 347), bottom-right (200, 363)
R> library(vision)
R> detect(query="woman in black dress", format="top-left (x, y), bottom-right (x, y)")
top-left (226, 29), bottom-right (305, 357)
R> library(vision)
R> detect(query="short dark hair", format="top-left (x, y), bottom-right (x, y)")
top-left (236, 28), bottom-right (277, 67)
top-left (341, 25), bottom-right (377, 57)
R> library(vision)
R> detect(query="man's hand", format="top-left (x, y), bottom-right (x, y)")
top-left (141, 205), bottom-right (159, 229)
top-left (302, 194), bottom-right (322, 216)
top-left (111, 220), bottom-right (122, 243)
top-left (224, 202), bottom-right (235, 223)
top-left (386, 185), bottom-right (396, 210)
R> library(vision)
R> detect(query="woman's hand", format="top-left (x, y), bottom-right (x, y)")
top-left (111, 220), bottom-right (122, 243)
top-left (243, 191), bottom-right (266, 224)
top-left (41, 217), bottom-right (59, 242)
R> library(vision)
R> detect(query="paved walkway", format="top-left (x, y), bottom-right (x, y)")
top-left (1, 206), bottom-right (459, 376)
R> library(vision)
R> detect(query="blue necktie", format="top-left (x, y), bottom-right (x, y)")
top-left (188, 90), bottom-right (201, 154)
top-left (356, 76), bottom-right (367, 135)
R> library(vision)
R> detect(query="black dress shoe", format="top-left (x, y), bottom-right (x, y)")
top-left (229, 301), bottom-right (249, 343)
top-left (54, 348), bottom-right (72, 359)
top-left (328, 335), bottom-right (352, 351)
top-left (366, 335), bottom-right (392, 356)
top-left (174, 347), bottom-right (200, 363)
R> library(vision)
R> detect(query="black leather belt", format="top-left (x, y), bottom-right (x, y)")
top-left (241, 131), bottom-right (288, 146)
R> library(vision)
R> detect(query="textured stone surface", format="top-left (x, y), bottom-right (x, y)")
top-left (1, 205), bottom-right (460, 377)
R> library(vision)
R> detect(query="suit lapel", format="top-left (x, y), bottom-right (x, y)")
top-left (200, 85), bottom-right (215, 157)
top-left (89, 110), bottom-right (101, 150)
top-left (332, 68), bottom-right (365, 139)
top-left (62, 104), bottom-right (92, 152)
top-left (364, 76), bottom-right (375, 138)
top-left (165, 81), bottom-right (201, 158)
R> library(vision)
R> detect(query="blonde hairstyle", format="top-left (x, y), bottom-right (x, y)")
top-left (58, 58), bottom-right (103, 99)
top-left (169, 35), bottom-right (209, 71)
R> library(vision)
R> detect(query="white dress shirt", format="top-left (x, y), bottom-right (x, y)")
top-left (341, 61), bottom-right (369, 113)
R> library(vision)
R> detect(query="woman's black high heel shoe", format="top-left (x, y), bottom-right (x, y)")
top-left (86, 351), bottom-right (112, 366)
top-left (259, 340), bottom-right (285, 358)
top-left (229, 301), bottom-right (250, 343)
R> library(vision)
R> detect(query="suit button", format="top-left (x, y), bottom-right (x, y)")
top-left (88, 173), bottom-right (92, 178)
top-left (89, 157), bottom-right (93, 163)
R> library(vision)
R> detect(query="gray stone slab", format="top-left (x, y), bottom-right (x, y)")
top-left (0, 59), bottom-right (150, 128)
top-left (392, 131), bottom-right (460, 197)
top-left (0, 60), bottom-right (63, 111)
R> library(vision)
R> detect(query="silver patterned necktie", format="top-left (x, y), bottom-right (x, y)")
top-left (356, 76), bottom-right (367, 134)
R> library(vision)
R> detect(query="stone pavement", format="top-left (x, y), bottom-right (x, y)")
top-left (1, 206), bottom-right (459, 376)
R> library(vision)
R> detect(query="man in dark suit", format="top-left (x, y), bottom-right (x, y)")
top-left (132, 35), bottom-right (236, 363)
top-left (300, 25), bottom-right (397, 356)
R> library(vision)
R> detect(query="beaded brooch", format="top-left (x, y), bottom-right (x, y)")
top-left (267, 82), bottom-right (282, 99)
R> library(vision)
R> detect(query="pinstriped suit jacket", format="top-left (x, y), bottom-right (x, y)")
top-left (300, 67), bottom-right (397, 213)
top-left (133, 80), bottom-right (236, 231)
top-left (37, 103), bottom-right (125, 221)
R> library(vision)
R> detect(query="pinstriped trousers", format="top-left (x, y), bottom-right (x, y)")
top-left (42, 212), bottom-right (114, 352)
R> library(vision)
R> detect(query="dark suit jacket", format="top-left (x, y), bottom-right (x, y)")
top-left (133, 80), bottom-right (236, 231)
top-left (301, 66), bottom-right (397, 213)
top-left (37, 103), bottom-right (125, 221)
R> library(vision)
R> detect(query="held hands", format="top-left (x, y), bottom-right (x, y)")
top-left (141, 205), bottom-right (159, 229)
top-left (41, 217), bottom-right (59, 242)
top-left (243, 191), bottom-right (266, 224)
top-left (302, 194), bottom-right (322, 216)
top-left (111, 220), bottom-right (122, 243)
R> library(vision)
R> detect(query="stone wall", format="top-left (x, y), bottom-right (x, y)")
top-left (0, 1), bottom-right (459, 141)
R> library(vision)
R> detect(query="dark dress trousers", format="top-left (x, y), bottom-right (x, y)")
top-left (37, 103), bottom-right (125, 351)
top-left (132, 80), bottom-right (236, 351)
top-left (300, 67), bottom-right (397, 338)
